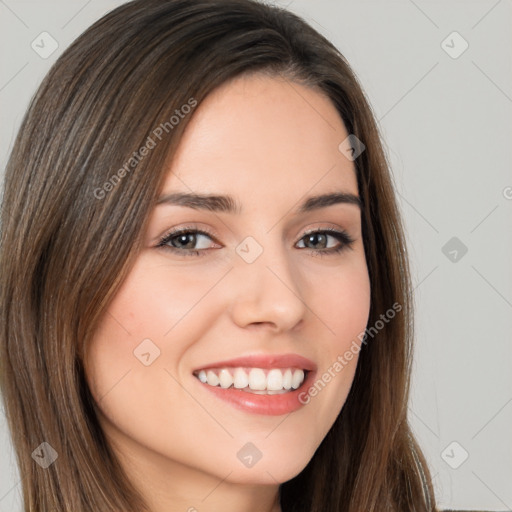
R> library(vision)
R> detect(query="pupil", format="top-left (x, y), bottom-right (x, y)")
top-left (308, 233), bottom-right (326, 248)
top-left (176, 233), bottom-right (195, 248)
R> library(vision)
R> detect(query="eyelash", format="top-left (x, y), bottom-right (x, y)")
top-left (156, 226), bottom-right (355, 258)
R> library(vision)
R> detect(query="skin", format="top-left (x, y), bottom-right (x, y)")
top-left (85, 73), bottom-right (371, 512)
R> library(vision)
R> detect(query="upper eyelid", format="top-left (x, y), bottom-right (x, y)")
top-left (158, 226), bottom-right (352, 248)
top-left (157, 227), bottom-right (219, 246)
top-left (160, 220), bottom-right (351, 238)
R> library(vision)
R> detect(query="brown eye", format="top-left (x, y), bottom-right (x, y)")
top-left (157, 228), bottom-right (220, 257)
top-left (296, 229), bottom-right (355, 255)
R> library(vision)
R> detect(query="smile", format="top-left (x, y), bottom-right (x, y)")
top-left (193, 367), bottom-right (306, 394)
top-left (191, 353), bottom-right (317, 415)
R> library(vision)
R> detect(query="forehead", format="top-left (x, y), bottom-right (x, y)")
top-left (161, 73), bottom-right (358, 202)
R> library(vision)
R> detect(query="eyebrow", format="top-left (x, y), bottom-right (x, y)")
top-left (156, 191), bottom-right (362, 214)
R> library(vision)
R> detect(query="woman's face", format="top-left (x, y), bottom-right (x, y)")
top-left (85, 73), bottom-right (371, 494)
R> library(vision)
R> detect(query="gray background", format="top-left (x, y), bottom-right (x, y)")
top-left (1, 0), bottom-right (511, 510)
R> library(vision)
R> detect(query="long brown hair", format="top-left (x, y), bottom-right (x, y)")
top-left (0, 0), bottom-right (437, 510)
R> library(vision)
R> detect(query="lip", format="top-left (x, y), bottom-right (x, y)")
top-left (192, 353), bottom-right (317, 372)
top-left (192, 353), bottom-right (317, 416)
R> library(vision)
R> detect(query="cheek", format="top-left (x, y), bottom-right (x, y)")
top-left (83, 257), bottom-right (231, 451)
top-left (299, 254), bottom-right (371, 427)
top-left (104, 258), bottom-right (226, 339)
top-left (307, 250), bottom-right (371, 352)
top-left (326, 269), bottom-right (371, 348)
top-left (85, 257), bottom-right (228, 377)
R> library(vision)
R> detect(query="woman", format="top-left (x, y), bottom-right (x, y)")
top-left (0, 0), bottom-right (437, 510)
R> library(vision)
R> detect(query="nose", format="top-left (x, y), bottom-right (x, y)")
top-left (228, 243), bottom-right (307, 333)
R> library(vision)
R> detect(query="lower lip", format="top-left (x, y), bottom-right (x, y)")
top-left (194, 370), bottom-right (316, 416)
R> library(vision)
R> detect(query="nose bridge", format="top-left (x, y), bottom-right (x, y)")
top-left (229, 233), bottom-right (306, 331)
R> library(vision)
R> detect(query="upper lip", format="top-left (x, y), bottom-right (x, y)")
top-left (193, 353), bottom-right (317, 372)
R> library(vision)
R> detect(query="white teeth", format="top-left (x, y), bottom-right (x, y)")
top-left (195, 367), bottom-right (307, 392)
top-left (248, 368), bottom-right (267, 390)
top-left (206, 370), bottom-right (219, 386)
top-left (283, 369), bottom-right (292, 390)
top-left (233, 368), bottom-right (249, 389)
top-left (266, 369), bottom-right (283, 391)
top-left (291, 369), bottom-right (304, 389)
top-left (218, 368), bottom-right (233, 388)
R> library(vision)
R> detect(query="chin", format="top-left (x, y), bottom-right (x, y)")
top-left (219, 450), bottom-right (314, 486)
